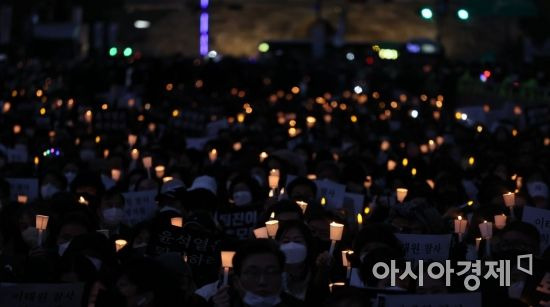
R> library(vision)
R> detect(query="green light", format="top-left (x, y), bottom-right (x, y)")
top-left (258, 42), bottom-right (270, 53)
top-left (123, 47), bottom-right (133, 57)
top-left (457, 9), bottom-right (469, 20)
top-left (109, 47), bottom-right (118, 57)
top-left (420, 8), bottom-right (433, 19)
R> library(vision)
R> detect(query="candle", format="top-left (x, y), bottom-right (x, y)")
top-left (268, 169), bottom-right (280, 189)
top-left (171, 217), bottom-right (183, 228)
top-left (396, 188), bottom-right (408, 203)
top-left (329, 282), bottom-right (346, 293)
top-left (320, 196), bottom-right (327, 206)
top-left (111, 169), bottom-right (121, 182)
top-left (253, 227), bottom-right (269, 238)
top-left (502, 192), bottom-right (515, 208)
top-left (494, 214), bottom-right (507, 230)
top-left (128, 134), bottom-right (137, 147)
top-left (342, 250), bottom-right (354, 280)
top-left (328, 222), bottom-right (344, 255)
top-left (475, 237), bottom-right (482, 252)
top-left (35, 215), bottom-right (49, 247)
top-left (259, 152), bottom-right (268, 163)
top-left (155, 165), bottom-right (165, 178)
top-left (221, 251), bottom-right (236, 286)
top-left (78, 196), bottom-right (89, 205)
top-left (296, 201), bottom-right (308, 214)
top-left (131, 148), bottom-right (140, 160)
top-left (387, 160), bottom-right (397, 171)
top-left (478, 220), bottom-right (493, 239)
top-left (357, 213), bottom-right (363, 227)
top-left (454, 216), bottom-right (468, 242)
top-left (115, 239), bottom-right (127, 252)
top-left (265, 220), bottom-right (279, 238)
top-left (84, 110), bottom-right (93, 124)
top-left (209, 149), bottom-right (218, 163)
top-left (17, 195), bottom-right (28, 204)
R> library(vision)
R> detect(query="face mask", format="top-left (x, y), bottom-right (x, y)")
top-left (102, 208), bottom-right (125, 225)
top-left (64, 172), bottom-right (77, 185)
top-left (280, 242), bottom-right (307, 264)
top-left (41, 183), bottom-right (59, 200)
top-left (242, 291), bottom-right (281, 307)
top-left (79, 149), bottom-right (96, 162)
top-left (233, 191), bottom-right (252, 206)
top-left (21, 227), bottom-right (39, 248)
top-left (58, 241), bottom-right (71, 256)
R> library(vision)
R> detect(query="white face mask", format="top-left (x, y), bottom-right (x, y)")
top-left (58, 240), bottom-right (71, 256)
top-left (279, 242), bottom-right (307, 264)
top-left (102, 208), bottom-right (125, 225)
top-left (41, 184), bottom-right (59, 200)
top-left (233, 191), bottom-right (252, 206)
top-left (242, 291), bottom-right (281, 307)
top-left (64, 172), bottom-right (77, 185)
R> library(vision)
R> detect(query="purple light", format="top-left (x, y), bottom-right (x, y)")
top-left (201, 0), bottom-right (209, 9)
top-left (406, 43), bottom-right (421, 53)
top-left (200, 34), bottom-right (209, 56)
top-left (200, 13), bottom-right (209, 34)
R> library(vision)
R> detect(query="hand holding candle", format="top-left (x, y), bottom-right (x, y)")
top-left (328, 222), bottom-right (344, 255)
top-left (253, 227), bottom-right (269, 238)
top-left (221, 251), bottom-right (235, 285)
top-left (396, 188), bottom-right (408, 203)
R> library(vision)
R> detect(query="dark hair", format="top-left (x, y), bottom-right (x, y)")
top-left (232, 239), bottom-right (285, 276)
top-left (275, 220), bottom-right (316, 265)
top-left (286, 177), bottom-right (317, 198)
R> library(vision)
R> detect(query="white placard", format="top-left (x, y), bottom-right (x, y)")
top-left (315, 179), bottom-right (346, 210)
top-left (522, 206), bottom-right (550, 251)
top-left (395, 233), bottom-right (452, 262)
top-left (0, 282), bottom-right (84, 307)
top-left (122, 190), bottom-right (158, 226)
top-left (6, 178), bottom-right (39, 201)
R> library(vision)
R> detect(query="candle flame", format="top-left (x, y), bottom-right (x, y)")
top-left (321, 197), bottom-right (326, 206)
top-left (357, 213), bottom-right (363, 225)
top-left (458, 216), bottom-right (462, 220)
top-left (270, 212), bottom-right (275, 219)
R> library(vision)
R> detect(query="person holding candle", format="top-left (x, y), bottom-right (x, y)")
top-left (274, 221), bottom-right (330, 305)
top-left (209, 239), bottom-right (301, 307)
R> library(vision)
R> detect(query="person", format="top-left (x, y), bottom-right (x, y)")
top-left (210, 239), bottom-right (302, 307)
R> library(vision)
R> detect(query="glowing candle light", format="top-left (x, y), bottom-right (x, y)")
top-left (171, 217), bottom-right (183, 228)
top-left (209, 149), bottom-right (218, 163)
top-left (131, 149), bottom-right (139, 160)
top-left (328, 222), bottom-right (344, 255)
top-left (115, 239), bottom-right (127, 252)
top-left (454, 215), bottom-right (468, 242)
top-left (296, 201), bottom-right (308, 214)
top-left (155, 165), bottom-right (165, 178)
top-left (494, 214), bottom-right (507, 230)
top-left (221, 251), bottom-right (236, 285)
top-left (396, 188), bottom-right (408, 203)
top-left (111, 169), bottom-right (121, 182)
top-left (36, 215), bottom-right (49, 247)
top-left (259, 151), bottom-right (268, 163)
top-left (17, 195), bottom-right (28, 204)
top-left (265, 220), bottom-right (279, 238)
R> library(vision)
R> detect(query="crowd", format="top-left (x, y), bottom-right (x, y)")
top-left (0, 53), bottom-right (549, 307)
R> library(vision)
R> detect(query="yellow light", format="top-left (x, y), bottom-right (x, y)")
top-left (289, 119), bottom-right (296, 127)
top-left (411, 168), bottom-right (417, 176)
top-left (172, 109), bottom-right (180, 117)
top-left (321, 197), bottom-right (327, 206)
top-left (165, 83), bottom-right (173, 91)
top-left (95, 136), bottom-right (101, 143)
top-left (390, 101), bottom-right (398, 109)
top-left (402, 158), bottom-right (409, 167)
top-left (387, 159), bottom-right (397, 171)
top-left (455, 112), bottom-right (462, 120)
top-left (270, 212), bottom-right (275, 219)
top-left (259, 151), bottom-right (268, 162)
top-left (350, 115), bottom-right (358, 123)
top-left (2, 102), bottom-right (11, 113)
top-left (34, 156), bottom-right (39, 165)
top-left (291, 86), bottom-right (300, 94)
top-left (39, 107), bottom-right (46, 115)
top-left (144, 103), bottom-right (151, 111)
top-left (378, 49), bottom-right (399, 60)
top-left (11, 90), bottom-right (17, 97)
top-left (357, 213), bottom-right (363, 225)
top-left (476, 125), bottom-right (483, 133)
top-left (380, 140), bottom-right (390, 151)
top-left (426, 179), bottom-right (435, 189)
top-left (511, 174), bottom-right (517, 181)
top-left (467, 200), bottom-right (474, 206)
top-left (330, 101), bottom-right (338, 108)
top-left (288, 127), bottom-right (298, 137)
top-left (101, 103), bottom-right (108, 110)
top-left (364, 207), bottom-right (371, 215)
top-left (13, 125), bottom-right (21, 134)
top-left (233, 142), bottom-right (242, 151)
top-left (306, 116), bottom-right (316, 128)
top-left (512, 129), bottom-right (518, 137)
top-left (315, 97), bottom-right (325, 105)
top-left (372, 45), bottom-right (380, 52)
top-left (339, 103), bottom-right (347, 111)
top-left (468, 156), bottom-right (475, 166)
top-left (36, 89), bottom-right (43, 97)
top-left (237, 113), bottom-right (245, 123)
top-left (307, 174), bottom-right (317, 180)
top-left (435, 100), bottom-right (443, 108)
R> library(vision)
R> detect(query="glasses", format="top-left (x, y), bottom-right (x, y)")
top-left (241, 268), bottom-right (281, 281)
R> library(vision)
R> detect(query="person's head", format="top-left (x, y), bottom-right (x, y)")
top-left (99, 189), bottom-right (125, 227)
top-left (228, 174), bottom-right (261, 207)
top-left (287, 177), bottom-right (317, 203)
top-left (232, 239), bottom-right (285, 299)
top-left (275, 220), bottom-right (315, 266)
top-left (492, 221), bottom-right (541, 259)
top-left (267, 200), bottom-right (303, 222)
